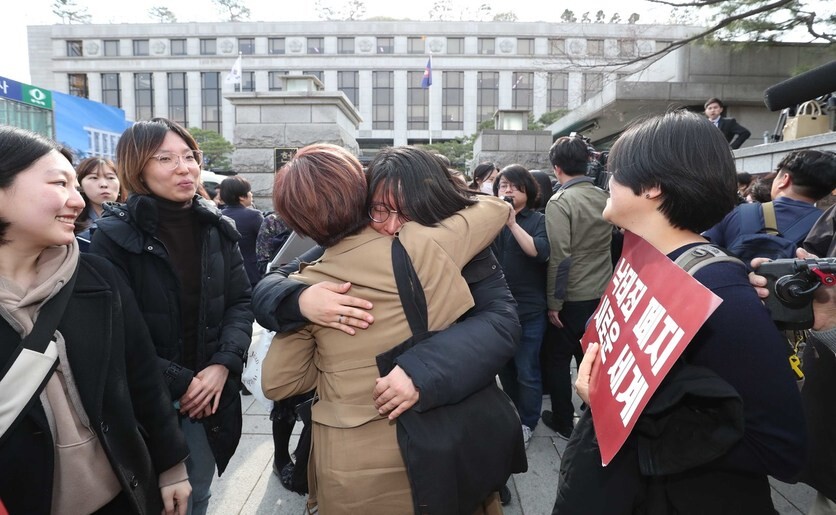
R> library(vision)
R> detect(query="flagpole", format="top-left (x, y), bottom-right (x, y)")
top-left (428, 54), bottom-right (433, 145)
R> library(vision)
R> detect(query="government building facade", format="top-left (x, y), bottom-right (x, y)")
top-left (27, 20), bottom-right (699, 157)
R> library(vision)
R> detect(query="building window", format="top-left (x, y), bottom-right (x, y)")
top-left (517, 38), bottom-right (534, 55)
top-left (307, 37), bottom-right (323, 54)
top-left (447, 37), bottom-right (463, 55)
top-left (235, 71), bottom-right (255, 92)
top-left (66, 40), bottom-right (83, 57)
top-left (238, 38), bottom-right (255, 55)
top-left (103, 40), bottom-right (119, 57)
top-left (407, 37), bottom-right (425, 54)
top-left (583, 73), bottom-right (604, 102)
top-left (338, 37), bottom-right (354, 54)
top-left (548, 72), bottom-right (568, 111)
top-left (443, 71), bottom-right (464, 130)
top-left (619, 40), bottom-right (636, 57)
top-left (549, 38), bottom-right (565, 55)
top-left (101, 73), bottom-right (121, 108)
top-left (338, 71), bottom-right (359, 108)
top-left (268, 71), bottom-right (287, 90)
top-left (587, 39), bottom-right (603, 56)
top-left (478, 38), bottom-right (495, 55)
top-left (134, 73), bottom-right (154, 121)
top-left (477, 71), bottom-right (499, 124)
top-left (269, 38), bottom-right (285, 55)
top-left (68, 74), bottom-right (88, 98)
top-left (655, 40), bottom-right (672, 52)
top-left (303, 71), bottom-right (323, 83)
top-left (512, 72), bottom-right (533, 111)
top-left (407, 71), bottom-right (428, 130)
top-left (170, 39), bottom-right (187, 56)
top-left (373, 71), bottom-right (394, 130)
top-left (133, 39), bottom-right (149, 56)
top-left (201, 72), bottom-right (221, 133)
top-left (200, 38), bottom-right (217, 55)
top-left (168, 72), bottom-right (188, 127)
top-left (377, 37), bottom-right (393, 54)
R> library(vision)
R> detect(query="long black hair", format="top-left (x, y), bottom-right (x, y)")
top-left (366, 147), bottom-right (476, 226)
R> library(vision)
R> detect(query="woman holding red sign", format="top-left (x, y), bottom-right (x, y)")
top-left (553, 110), bottom-right (806, 514)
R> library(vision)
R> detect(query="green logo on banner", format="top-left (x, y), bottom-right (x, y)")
top-left (21, 85), bottom-right (52, 109)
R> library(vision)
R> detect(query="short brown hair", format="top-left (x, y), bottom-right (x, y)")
top-left (116, 118), bottom-right (199, 195)
top-left (273, 143), bottom-right (367, 247)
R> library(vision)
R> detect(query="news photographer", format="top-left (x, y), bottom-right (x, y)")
top-left (750, 203), bottom-right (836, 515)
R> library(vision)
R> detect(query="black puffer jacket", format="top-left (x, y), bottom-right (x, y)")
top-left (90, 194), bottom-right (253, 474)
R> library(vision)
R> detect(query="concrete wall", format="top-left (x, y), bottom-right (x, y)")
top-left (734, 132), bottom-right (836, 174)
top-left (471, 129), bottom-right (553, 173)
top-left (227, 91), bottom-right (361, 207)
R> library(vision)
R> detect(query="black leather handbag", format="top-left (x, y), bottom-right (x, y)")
top-left (376, 238), bottom-right (527, 515)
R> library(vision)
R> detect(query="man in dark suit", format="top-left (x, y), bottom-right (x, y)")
top-left (705, 97), bottom-right (751, 149)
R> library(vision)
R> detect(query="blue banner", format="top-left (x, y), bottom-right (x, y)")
top-left (52, 91), bottom-right (131, 161)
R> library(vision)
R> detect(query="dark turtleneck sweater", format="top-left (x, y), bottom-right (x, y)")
top-left (154, 197), bottom-right (202, 371)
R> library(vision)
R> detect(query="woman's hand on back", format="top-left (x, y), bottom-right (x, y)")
top-left (299, 281), bottom-right (375, 335)
top-left (373, 366), bottom-right (420, 420)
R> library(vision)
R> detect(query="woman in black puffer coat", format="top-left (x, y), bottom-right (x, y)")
top-left (90, 118), bottom-right (253, 515)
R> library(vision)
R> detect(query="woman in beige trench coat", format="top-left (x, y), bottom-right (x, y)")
top-left (262, 144), bottom-right (511, 514)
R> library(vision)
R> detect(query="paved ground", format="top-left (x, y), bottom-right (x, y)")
top-left (207, 327), bottom-right (816, 514)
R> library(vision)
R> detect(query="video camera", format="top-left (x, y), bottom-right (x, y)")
top-left (759, 258), bottom-right (836, 330)
top-left (569, 132), bottom-right (610, 191)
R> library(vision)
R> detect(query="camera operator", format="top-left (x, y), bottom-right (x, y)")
top-left (751, 203), bottom-right (836, 515)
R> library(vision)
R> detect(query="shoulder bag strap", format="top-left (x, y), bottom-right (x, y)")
top-left (391, 237), bottom-right (428, 336)
top-left (0, 263), bottom-right (78, 443)
top-left (761, 202), bottom-right (779, 234)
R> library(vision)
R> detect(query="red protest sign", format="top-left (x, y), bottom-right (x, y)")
top-left (582, 231), bottom-right (723, 466)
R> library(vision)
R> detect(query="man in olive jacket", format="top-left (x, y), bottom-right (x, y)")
top-left (540, 136), bottom-right (613, 438)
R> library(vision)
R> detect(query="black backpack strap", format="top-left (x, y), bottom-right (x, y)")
top-left (391, 237), bottom-right (428, 336)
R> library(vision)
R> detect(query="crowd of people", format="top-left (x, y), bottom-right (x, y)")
top-left (1, 96), bottom-right (835, 515)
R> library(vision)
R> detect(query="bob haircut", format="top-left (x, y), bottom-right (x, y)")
top-left (493, 164), bottom-right (540, 210)
top-left (548, 137), bottom-right (588, 176)
top-left (219, 175), bottom-right (252, 206)
top-left (116, 117), bottom-right (200, 196)
top-left (469, 161), bottom-right (497, 189)
top-left (273, 143), bottom-right (368, 247)
top-left (608, 110), bottom-right (737, 234)
top-left (366, 146), bottom-right (476, 227)
top-left (775, 149), bottom-right (836, 201)
top-left (0, 125), bottom-right (74, 244)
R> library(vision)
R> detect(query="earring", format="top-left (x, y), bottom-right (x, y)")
top-left (644, 193), bottom-right (650, 199)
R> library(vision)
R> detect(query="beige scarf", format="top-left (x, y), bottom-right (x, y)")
top-left (0, 242), bottom-right (122, 514)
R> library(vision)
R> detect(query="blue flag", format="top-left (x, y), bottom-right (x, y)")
top-left (421, 57), bottom-right (432, 89)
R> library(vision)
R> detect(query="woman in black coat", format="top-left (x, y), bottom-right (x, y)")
top-left (89, 118), bottom-right (253, 515)
top-left (0, 126), bottom-right (190, 514)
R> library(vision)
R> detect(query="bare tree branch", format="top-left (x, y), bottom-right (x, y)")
top-left (597, 0), bottom-right (795, 68)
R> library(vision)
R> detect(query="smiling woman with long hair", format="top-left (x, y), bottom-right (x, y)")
top-left (0, 125), bottom-right (191, 514)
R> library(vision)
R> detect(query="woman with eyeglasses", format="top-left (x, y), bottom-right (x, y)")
top-left (89, 118), bottom-right (253, 515)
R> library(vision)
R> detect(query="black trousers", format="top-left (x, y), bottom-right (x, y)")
top-left (541, 299), bottom-right (600, 428)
